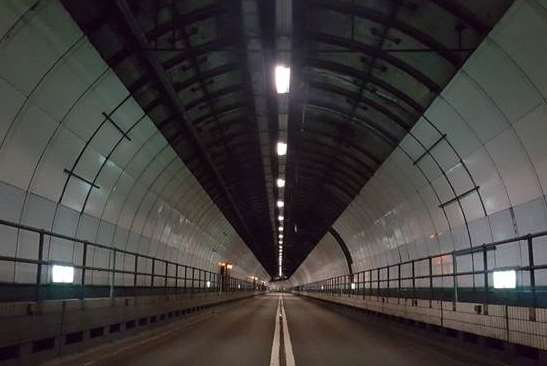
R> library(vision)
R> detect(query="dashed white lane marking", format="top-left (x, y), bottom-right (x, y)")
top-left (269, 296), bottom-right (282, 366)
top-left (280, 295), bottom-right (296, 366)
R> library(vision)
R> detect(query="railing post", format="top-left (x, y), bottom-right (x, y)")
top-left (175, 263), bottom-right (179, 291)
top-left (134, 255), bottom-right (138, 288)
top-left (35, 230), bottom-right (45, 303)
top-left (411, 260), bottom-right (416, 302)
top-left (110, 249), bottom-right (116, 299)
top-left (81, 241), bottom-right (88, 300)
top-left (164, 261), bottom-right (168, 288)
top-left (527, 235), bottom-right (537, 311)
top-left (483, 245), bottom-right (489, 314)
top-left (428, 257), bottom-right (433, 308)
top-left (151, 258), bottom-right (155, 288)
top-left (387, 266), bottom-right (390, 298)
top-left (452, 252), bottom-right (458, 310)
top-left (398, 264), bottom-right (401, 301)
top-left (377, 268), bottom-right (380, 298)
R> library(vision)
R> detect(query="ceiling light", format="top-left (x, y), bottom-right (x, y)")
top-left (279, 226), bottom-right (284, 231)
top-left (276, 200), bottom-right (284, 208)
top-left (276, 178), bottom-right (285, 188)
top-left (276, 142), bottom-right (287, 156)
top-left (275, 65), bottom-right (291, 94)
top-left (278, 215), bottom-right (284, 221)
top-left (278, 234), bottom-right (283, 238)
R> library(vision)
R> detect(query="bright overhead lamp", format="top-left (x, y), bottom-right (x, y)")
top-left (279, 226), bottom-right (284, 231)
top-left (278, 215), bottom-right (284, 221)
top-left (276, 200), bottom-right (284, 208)
top-left (276, 178), bottom-right (285, 188)
top-left (278, 234), bottom-right (283, 239)
top-left (275, 65), bottom-right (291, 94)
top-left (276, 142), bottom-right (287, 156)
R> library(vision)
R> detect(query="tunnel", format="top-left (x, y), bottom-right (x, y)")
top-left (0, 0), bottom-right (546, 365)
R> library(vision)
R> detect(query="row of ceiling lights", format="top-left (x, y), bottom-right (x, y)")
top-left (275, 65), bottom-right (290, 278)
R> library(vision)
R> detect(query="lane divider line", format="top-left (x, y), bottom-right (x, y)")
top-left (281, 295), bottom-right (296, 366)
top-left (269, 296), bottom-right (282, 366)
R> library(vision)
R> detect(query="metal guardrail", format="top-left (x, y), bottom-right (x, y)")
top-left (295, 230), bottom-right (547, 311)
top-left (0, 218), bottom-right (263, 302)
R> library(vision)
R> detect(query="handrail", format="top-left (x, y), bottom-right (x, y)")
top-left (0, 218), bottom-right (265, 302)
top-left (295, 228), bottom-right (547, 311)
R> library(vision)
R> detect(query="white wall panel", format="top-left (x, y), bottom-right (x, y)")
top-left (0, 0), bottom-right (267, 284)
top-left (293, 0), bottom-right (547, 289)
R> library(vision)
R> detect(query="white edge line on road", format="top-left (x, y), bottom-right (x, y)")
top-left (281, 295), bottom-right (296, 366)
top-left (269, 296), bottom-right (281, 366)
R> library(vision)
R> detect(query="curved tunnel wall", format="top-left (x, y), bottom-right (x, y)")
top-left (291, 0), bottom-right (547, 288)
top-left (0, 0), bottom-right (267, 286)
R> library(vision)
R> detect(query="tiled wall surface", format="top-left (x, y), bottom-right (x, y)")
top-left (0, 0), bottom-right (267, 285)
top-left (303, 292), bottom-right (547, 352)
top-left (291, 0), bottom-right (547, 289)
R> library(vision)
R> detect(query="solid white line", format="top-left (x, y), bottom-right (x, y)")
top-left (269, 296), bottom-right (281, 366)
top-left (281, 295), bottom-right (296, 366)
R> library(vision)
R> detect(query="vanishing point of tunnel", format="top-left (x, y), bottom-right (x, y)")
top-left (0, 0), bottom-right (546, 365)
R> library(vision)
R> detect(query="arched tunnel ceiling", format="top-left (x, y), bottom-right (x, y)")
top-left (62, 0), bottom-right (512, 278)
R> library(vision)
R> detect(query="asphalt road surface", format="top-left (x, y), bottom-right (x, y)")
top-left (51, 293), bottom-right (506, 366)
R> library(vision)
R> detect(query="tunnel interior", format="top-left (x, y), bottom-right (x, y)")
top-left (1, 0), bottom-right (547, 365)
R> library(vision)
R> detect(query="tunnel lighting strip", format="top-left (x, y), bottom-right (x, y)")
top-left (274, 0), bottom-right (292, 279)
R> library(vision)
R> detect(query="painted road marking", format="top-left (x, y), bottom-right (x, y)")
top-left (269, 296), bottom-right (281, 366)
top-left (270, 294), bottom-right (296, 366)
top-left (281, 294), bottom-right (296, 366)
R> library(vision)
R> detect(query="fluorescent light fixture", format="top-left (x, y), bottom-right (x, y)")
top-left (279, 226), bottom-right (284, 231)
top-left (275, 65), bottom-right (291, 94)
top-left (276, 178), bottom-right (285, 188)
top-left (278, 234), bottom-right (283, 238)
top-left (493, 270), bottom-right (516, 289)
top-left (276, 200), bottom-right (284, 208)
top-left (276, 142), bottom-right (287, 156)
top-left (52, 265), bottom-right (74, 283)
top-left (278, 215), bottom-right (284, 221)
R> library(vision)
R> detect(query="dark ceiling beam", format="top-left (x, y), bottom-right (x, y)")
top-left (193, 102), bottom-right (248, 126)
top-left (113, 0), bottom-right (256, 249)
top-left (303, 99), bottom-right (400, 147)
top-left (303, 0), bottom-right (462, 67)
top-left (288, 167), bottom-right (355, 207)
top-left (296, 127), bottom-right (382, 167)
top-left (307, 32), bottom-right (441, 92)
top-left (185, 84), bottom-right (243, 111)
top-left (307, 80), bottom-right (413, 131)
top-left (163, 38), bottom-right (237, 71)
top-left (291, 157), bottom-right (366, 192)
top-left (429, 0), bottom-right (489, 33)
top-left (146, 3), bottom-right (225, 39)
top-left (173, 63), bottom-right (239, 92)
top-left (294, 148), bottom-right (372, 181)
top-left (304, 58), bottom-right (424, 112)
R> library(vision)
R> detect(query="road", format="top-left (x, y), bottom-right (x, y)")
top-left (53, 293), bottom-right (505, 366)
